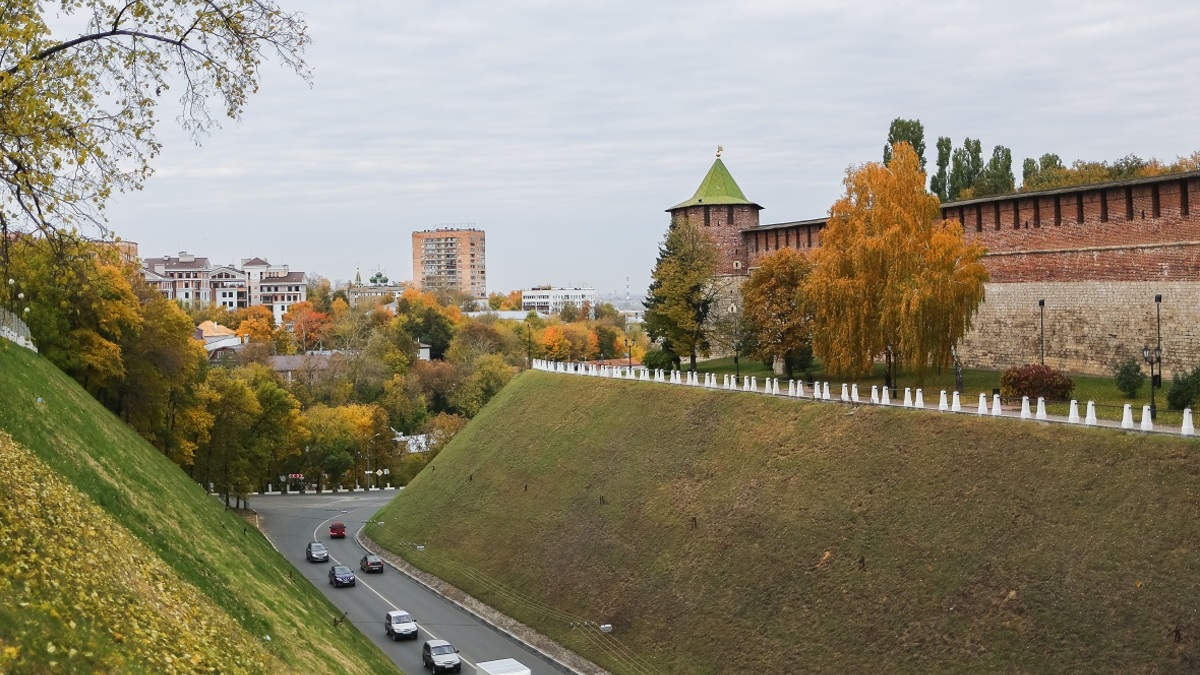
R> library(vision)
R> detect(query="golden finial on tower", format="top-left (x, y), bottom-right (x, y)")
top-left (716, 145), bottom-right (724, 158)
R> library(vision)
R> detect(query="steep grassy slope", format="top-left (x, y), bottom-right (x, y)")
top-left (0, 343), bottom-right (398, 673)
top-left (369, 370), bottom-right (1200, 674)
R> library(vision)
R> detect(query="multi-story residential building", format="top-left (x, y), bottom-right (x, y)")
top-left (141, 252), bottom-right (304, 322)
top-left (412, 227), bottom-right (486, 298)
top-left (521, 286), bottom-right (598, 316)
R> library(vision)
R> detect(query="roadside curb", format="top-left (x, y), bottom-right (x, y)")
top-left (356, 530), bottom-right (610, 675)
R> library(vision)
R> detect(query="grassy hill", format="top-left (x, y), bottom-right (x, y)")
top-left (368, 370), bottom-right (1200, 674)
top-left (0, 342), bottom-right (398, 673)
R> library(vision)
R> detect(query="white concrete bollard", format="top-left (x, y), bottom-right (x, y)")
top-left (903, 388), bottom-right (913, 407)
top-left (882, 387), bottom-right (892, 406)
top-left (1140, 405), bottom-right (1154, 432)
top-left (1068, 400), bottom-right (1080, 424)
top-left (822, 382), bottom-right (831, 400)
top-left (977, 393), bottom-right (988, 415)
top-left (871, 385), bottom-right (879, 404)
top-left (1183, 409), bottom-right (1195, 437)
top-left (951, 391), bottom-right (962, 412)
top-left (1085, 401), bottom-right (1097, 426)
top-left (1121, 404), bottom-right (1134, 429)
top-left (798, 381), bottom-right (807, 398)
top-left (841, 383), bottom-right (849, 402)
top-left (915, 389), bottom-right (925, 409)
top-left (1036, 397), bottom-right (1047, 421)
top-left (751, 376), bottom-right (758, 392)
top-left (788, 380), bottom-right (795, 397)
top-left (851, 384), bottom-right (860, 403)
top-left (1020, 396), bottom-right (1031, 420)
top-left (773, 378), bottom-right (780, 396)
top-left (938, 391), bottom-right (948, 412)
top-left (991, 394), bottom-right (1003, 416)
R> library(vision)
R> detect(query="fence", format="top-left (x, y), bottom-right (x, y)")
top-left (532, 359), bottom-right (1196, 438)
top-left (0, 307), bottom-right (36, 352)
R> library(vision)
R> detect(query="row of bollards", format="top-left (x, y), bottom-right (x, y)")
top-left (531, 360), bottom-right (1196, 437)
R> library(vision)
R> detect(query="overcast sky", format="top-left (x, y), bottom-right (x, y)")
top-left (104, 0), bottom-right (1200, 298)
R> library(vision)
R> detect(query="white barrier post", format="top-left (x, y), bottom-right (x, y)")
top-left (841, 383), bottom-right (849, 402)
top-left (798, 381), bottom-right (807, 398)
top-left (938, 390), bottom-right (948, 412)
top-left (951, 391), bottom-right (962, 412)
top-left (1036, 397), bottom-right (1047, 421)
top-left (991, 394), bottom-right (1003, 416)
top-left (1085, 401), bottom-right (1097, 426)
top-left (1020, 396), bottom-right (1031, 420)
top-left (914, 389), bottom-right (925, 409)
top-left (977, 393), bottom-right (987, 415)
top-left (1140, 405), bottom-right (1154, 432)
top-left (1068, 400), bottom-right (1080, 424)
top-left (882, 387), bottom-right (892, 405)
top-left (1183, 408), bottom-right (1195, 437)
top-left (871, 385), bottom-right (879, 404)
top-left (903, 388), bottom-right (913, 407)
top-left (1121, 404), bottom-right (1134, 430)
top-left (851, 384), bottom-right (860, 403)
top-left (773, 378), bottom-right (780, 396)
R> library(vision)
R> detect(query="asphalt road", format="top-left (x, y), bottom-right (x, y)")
top-left (254, 491), bottom-right (563, 675)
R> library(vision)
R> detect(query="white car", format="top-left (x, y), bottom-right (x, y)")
top-left (385, 609), bottom-right (418, 641)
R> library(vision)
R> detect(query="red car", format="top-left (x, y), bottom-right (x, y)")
top-left (329, 521), bottom-right (346, 538)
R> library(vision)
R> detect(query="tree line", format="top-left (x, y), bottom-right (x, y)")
top-left (1, 234), bottom-right (646, 504)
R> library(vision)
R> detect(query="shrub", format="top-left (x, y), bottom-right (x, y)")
top-left (1113, 357), bottom-right (1146, 398)
top-left (641, 348), bottom-right (676, 372)
top-left (1166, 366), bottom-right (1200, 411)
top-left (1000, 364), bottom-right (1074, 401)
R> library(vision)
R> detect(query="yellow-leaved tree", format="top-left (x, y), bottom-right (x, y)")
top-left (741, 248), bottom-right (814, 379)
top-left (0, 0), bottom-right (308, 245)
top-left (807, 143), bottom-right (988, 385)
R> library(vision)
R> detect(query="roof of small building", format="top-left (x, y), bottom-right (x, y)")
top-left (143, 255), bottom-right (211, 270)
top-left (668, 158), bottom-right (762, 211)
top-left (197, 321), bottom-right (238, 338)
top-left (241, 257), bottom-right (270, 267)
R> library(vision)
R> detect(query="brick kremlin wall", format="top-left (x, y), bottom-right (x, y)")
top-left (671, 204), bottom-right (761, 276)
top-left (959, 281), bottom-right (1197, 378)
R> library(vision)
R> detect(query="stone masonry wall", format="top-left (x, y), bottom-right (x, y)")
top-left (958, 281), bottom-right (1200, 377)
top-left (671, 204), bottom-right (760, 276)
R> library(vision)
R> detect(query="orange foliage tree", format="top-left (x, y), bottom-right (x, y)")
top-left (806, 143), bottom-right (988, 384)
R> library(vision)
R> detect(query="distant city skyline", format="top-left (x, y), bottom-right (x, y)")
top-left (102, 0), bottom-right (1200, 297)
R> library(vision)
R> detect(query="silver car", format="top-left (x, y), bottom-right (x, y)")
top-left (305, 541), bottom-right (329, 562)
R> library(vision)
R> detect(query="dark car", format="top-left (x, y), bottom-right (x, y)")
top-left (360, 554), bottom-right (384, 573)
top-left (305, 541), bottom-right (329, 563)
top-left (421, 639), bottom-right (461, 673)
top-left (329, 521), bottom-right (347, 538)
top-left (328, 564), bottom-right (355, 587)
top-left (385, 609), bottom-right (418, 641)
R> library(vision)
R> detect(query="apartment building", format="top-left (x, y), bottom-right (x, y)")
top-left (521, 286), bottom-right (598, 316)
top-left (412, 227), bottom-right (486, 298)
top-left (141, 252), bottom-right (305, 322)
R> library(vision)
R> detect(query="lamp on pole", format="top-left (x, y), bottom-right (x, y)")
top-left (624, 337), bottom-right (632, 371)
top-left (1038, 299), bottom-right (1045, 366)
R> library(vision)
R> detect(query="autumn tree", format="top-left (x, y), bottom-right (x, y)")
top-left (644, 218), bottom-right (719, 371)
top-left (741, 248), bottom-right (814, 379)
top-left (806, 143), bottom-right (989, 385)
top-left (0, 0), bottom-right (308, 243)
top-left (883, 118), bottom-right (926, 171)
top-left (283, 301), bottom-right (332, 352)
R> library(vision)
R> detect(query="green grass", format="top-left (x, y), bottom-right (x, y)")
top-left (0, 342), bottom-right (399, 674)
top-left (369, 370), bottom-right (1200, 674)
top-left (697, 358), bottom-right (1181, 428)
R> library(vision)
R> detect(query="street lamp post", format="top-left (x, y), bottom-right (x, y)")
top-left (624, 338), bottom-right (632, 371)
top-left (1038, 299), bottom-right (1045, 366)
top-left (1143, 343), bottom-right (1162, 421)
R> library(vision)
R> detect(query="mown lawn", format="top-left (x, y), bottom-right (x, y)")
top-left (370, 370), bottom-right (1200, 674)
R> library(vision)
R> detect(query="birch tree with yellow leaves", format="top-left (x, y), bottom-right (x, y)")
top-left (806, 143), bottom-right (988, 385)
top-left (0, 0), bottom-right (309, 250)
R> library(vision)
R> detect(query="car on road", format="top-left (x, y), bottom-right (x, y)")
top-left (328, 564), bottom-right (356, 587)
top-left (421, 639), bottom-right (461, 673)
top-left (360, 554), bottom-right (384, 573)
top-left (305, 541), bottom-right (329, 562)
top-left (384, 609), bottom-right (418, 641)
top-left (329, 521), bottom-right (347, 538)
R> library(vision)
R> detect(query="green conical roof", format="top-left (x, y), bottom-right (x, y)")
top-left (668, 157), bottom-right (761, 211)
